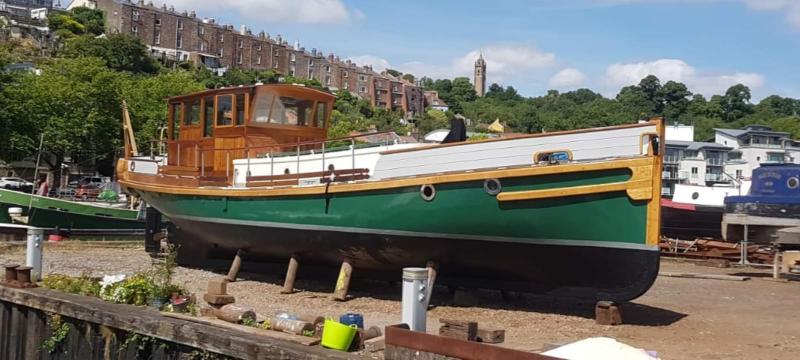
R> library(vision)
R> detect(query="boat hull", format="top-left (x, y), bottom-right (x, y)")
top-left (135, 166), bottom-right (660, 302)
top-left (168, 215), bottom-right (659, 301)
top-left (660, 199), bottom-right (723, 239)
top-left (0, 189), bottom-right (143, 231)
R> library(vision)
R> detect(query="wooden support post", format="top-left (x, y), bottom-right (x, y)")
top-left (281, 254), bottom-right (300, 294)
top-left (226, 249), bottom-right (244, 282)
top-left (333, 258), bottom-right (353, 301)
top-left (595, 301), bottom-right (623, 325)
top-left (425, 260), bottom-right (438, 304)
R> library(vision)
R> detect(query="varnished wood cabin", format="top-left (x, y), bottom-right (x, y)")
top-left (162, 84), bottom-right (334, 179)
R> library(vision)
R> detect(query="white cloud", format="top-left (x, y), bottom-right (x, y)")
top-left (345, 55), bottom-right (391, 72)
top-left (549, 68), bottom-right (587, 89)
top-left (345, 45), bottom-right (556, 86)
top-left (161, 0), bottom-right (356, 24)
top-left (604, 58), bottom-right (765, 96)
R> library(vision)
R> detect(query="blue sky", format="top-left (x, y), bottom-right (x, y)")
top-left (160, 0), bottom-right (800, 101)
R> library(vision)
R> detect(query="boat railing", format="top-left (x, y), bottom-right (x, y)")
top-left (153, 131), bottom-right (403, 186)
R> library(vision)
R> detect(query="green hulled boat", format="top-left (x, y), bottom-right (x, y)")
top-left (0, 188), bottom-right (143, 231)
top-left (118, 84), bottom-right (664, 301)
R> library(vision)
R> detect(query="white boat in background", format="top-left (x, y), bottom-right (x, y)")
top-left (661, 181), bottom-right (750, 239)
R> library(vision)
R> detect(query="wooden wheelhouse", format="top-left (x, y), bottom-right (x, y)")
top-left (161, 84), bottom-right (334, 181)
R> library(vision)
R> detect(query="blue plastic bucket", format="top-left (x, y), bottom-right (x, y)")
top-left (338, 313), bottom-right (364, 329)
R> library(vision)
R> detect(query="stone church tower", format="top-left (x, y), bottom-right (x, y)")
top-left (474, 53), bottom-right (486, 97)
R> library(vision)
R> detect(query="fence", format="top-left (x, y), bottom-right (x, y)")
top-left (0, 286), bottom-right (361, 360)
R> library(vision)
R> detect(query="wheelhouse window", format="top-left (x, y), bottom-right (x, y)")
top-left (170, 103), bottom-right (182, 139)
top-left (216, 95), bottom-right (233, 126)
top-left (315, 102), bottom-right (327, 128)
top-left (183, 99), bottom-right (200, 126)
top-left (269, 97), bottom-right (313, 126)
top-left (253, 93), bottom-right (274, 124)
top-left (203, 97), bottom-right (214, 137)
top-left (235, 94), bottom-right (246, 125)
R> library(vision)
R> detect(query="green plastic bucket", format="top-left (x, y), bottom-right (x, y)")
top-left (321, 319), bottom-right (358, 351)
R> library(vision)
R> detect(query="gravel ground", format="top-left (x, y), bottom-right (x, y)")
top-left (2, 242), bottom-right (799, 359)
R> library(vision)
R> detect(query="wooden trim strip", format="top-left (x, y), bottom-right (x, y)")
top-left (379, 120), bottom-right (659, 156)
top-left (496, 179), bottom-right (652, 202)
top-left (120, 156), bottom-right (655, 198)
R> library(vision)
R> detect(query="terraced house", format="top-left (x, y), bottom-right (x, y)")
top-left (68, 0), bottom-right (426, 118)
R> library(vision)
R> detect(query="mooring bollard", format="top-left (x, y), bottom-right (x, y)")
top-left (26, 227), bottom-right (44, 281)
top-left (401, 267), bottom-right (429, 332)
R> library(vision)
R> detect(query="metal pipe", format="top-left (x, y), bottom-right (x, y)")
top-left (201, 151), bottom-right (205, 177)
top-left (26, 227), bottom-right (43, 281)
top-left (270, 151), bottom-right (274, 177)
top-left (741, 223), bottom-right (749, 266)
top-left (351, 138), bottom-right (356, 171)
top-left (321, 142), bottom-right (326, 172)
top-left (226, 151), bottom-right (230, 180)
top-left (401, 267), bottom-right (429, 332)
top-left (177, 142), bottom-right (181, 166)
top-left (246, 149), bottom-right (251, 179)
top-left (296, 144), bottom-right (300, 175)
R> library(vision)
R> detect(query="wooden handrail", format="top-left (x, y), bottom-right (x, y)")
top-left (157, 131), bottom-right (398, 153)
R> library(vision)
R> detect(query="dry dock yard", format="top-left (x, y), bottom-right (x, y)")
top-left (1, 241), bottom-right (799, 360)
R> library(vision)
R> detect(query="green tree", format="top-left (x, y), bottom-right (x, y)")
top-left (402, 73), bottom-right (415, 83)
top-left (61, 34), bottom-right (161, 74)
top-left (385, 69), bottom-right (402, 77)
top-left (720, 84), bottom-right (753, 122)
top-left (659, 81), bottom-right (692, 122)
top-left (70, 7), bottom-right (105, 36)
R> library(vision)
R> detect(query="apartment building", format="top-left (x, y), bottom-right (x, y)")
top-left (661, 124), bottom-right (800, 196)
top-left (73, 0), bottom-right (425, 117)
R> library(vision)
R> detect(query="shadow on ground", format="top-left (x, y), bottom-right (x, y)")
top-left (192, 259), bottom-right (687, 327)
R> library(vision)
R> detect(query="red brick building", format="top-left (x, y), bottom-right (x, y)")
top-left (72, 0), bottom-right (426, 117)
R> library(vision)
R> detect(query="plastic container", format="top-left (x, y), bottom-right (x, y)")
top-left (338, 313), bottom-right (364, 329)
top-left (321, 319), bottom-right (358, 351)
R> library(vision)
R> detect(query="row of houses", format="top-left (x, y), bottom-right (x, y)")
top-left (66, 0), bottom-right (452, 118)
top-left (662, 124), bottom-right (800, 196)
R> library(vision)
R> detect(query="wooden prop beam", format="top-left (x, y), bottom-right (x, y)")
top-left (281, 254), bottom-right (300, 294)
top-left (332, 258), bottom-right (353, 301)
top-left (226, 249), bottom-right (245, 282)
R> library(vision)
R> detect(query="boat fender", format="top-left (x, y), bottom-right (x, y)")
top-left (788, 177), bottom-right (799, 190)
top-left (484, 179), bottom-right (502, 196)
top-left (420, 184), bottom-right (436, 202)
top-left (129, 161), bottom-right (135, 171)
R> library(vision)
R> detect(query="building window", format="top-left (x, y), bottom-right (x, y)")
top-left (325, 65), bottom-right (331, 73)
top-left (691, 167), bottom-right (698, 178)
top-left (290, 53), bottom-right (296, 62)
top-left (200, 42), bottom-right (206, 52)
top-left (131, 25), bottom-right (138, 33)
top-left (274, 48), bottom-right (280, 56)
top-left (219, 33), bottom-right (224, 43)
top-left (256, 55), bottom-right (261, 65)
top-left (360, 86), bottom-right (366, 93)
top-left (308, 58), bottom-right (314, 66)
top-left (238, 39), bottom-right (243, 49)
top-left (176, 34), bottom-right (183, 49)
top-left (198, 26), bottom-right (204, 35)
top-left (154, 29), bottom-right (160, 45)
top-left (343, 71), bottom-right (348, 78)
top-left (257, 44), bottom-right (262, 51)
top-left (325, 76), bottom-right (331, 85)
top-left (289, 67), bottom-right (295, 76)
top-left (358, 75), bottom-right (366, 81)
top-left (132, 10), bottom-right (139, 21)
top-left (273, 62), bottom-right (278, 69)
top-left (343, 83), bottom-right (348, 90)
top-left (155, 17), bottom-right (161, 26)
top-left (308, 69), bottom-right (313, 78)
top-left (237, 51), bottom-right (243, 64)
top-left (177, 19), bottom-right (184, 30)
top-left (736, 170), bottom-right (743, 179)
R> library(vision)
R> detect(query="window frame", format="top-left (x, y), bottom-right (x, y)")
top-left (215, 94), bottom-right (234, 127)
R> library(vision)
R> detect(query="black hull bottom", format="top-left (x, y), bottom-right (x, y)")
top-left (168, 217), bottom-right (659, 302)
top-left (661, 204), bottom-right (723, 239)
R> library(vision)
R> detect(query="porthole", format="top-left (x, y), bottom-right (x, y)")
top-left (484, 179), bottom-right (502, 196)
top-left (284, 168), bottom-right (291, 175)
top-left (129, 161), bottom-right (136, 171)
top-left (328, 164), bottom-right (335, 172)
top-left (788, 177), bottom-right (799, 190)
top-left (420, 184), bottom-right (436, 202)
top-left (692, 192), bottom-right (699, 200)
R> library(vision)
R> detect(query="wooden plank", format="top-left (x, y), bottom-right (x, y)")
top-left (162, 312), bottom-right (319, 346)
top-left (438, 319), bottom-right (477, 341)
top-left (659, 272), bottom-right (750, 281)
top-left (333, 259), bottom-right (353, 301)
top-left (0, 286), bottom-right (360, 359)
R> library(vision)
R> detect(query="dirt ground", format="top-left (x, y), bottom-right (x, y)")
top-left (1, 242), bottom-right (798, 360)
